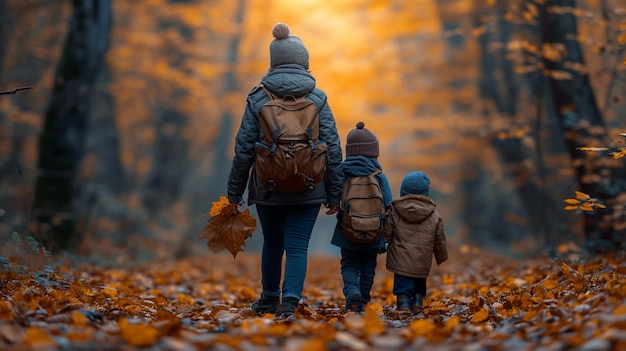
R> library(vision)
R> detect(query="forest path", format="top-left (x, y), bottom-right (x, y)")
top-left (1, 249), bottom-right (624, 350)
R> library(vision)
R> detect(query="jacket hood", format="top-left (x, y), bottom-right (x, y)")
top-left (392, 194), bottom-right (436, 224)
top-left (261, 64), bottom-right (316, 98)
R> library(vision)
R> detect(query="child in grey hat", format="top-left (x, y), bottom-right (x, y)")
top-left (383, 171), bottom-right (448, 311)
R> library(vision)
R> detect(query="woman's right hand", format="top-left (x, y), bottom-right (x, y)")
top-left (325, 205), bottom-right (339, 215)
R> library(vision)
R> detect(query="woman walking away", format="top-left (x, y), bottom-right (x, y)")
top-left (226, 22), bottom-right (343, 320)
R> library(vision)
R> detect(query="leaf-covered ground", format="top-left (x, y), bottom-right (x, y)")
top-left (1, 248), bottom-right (626, 351)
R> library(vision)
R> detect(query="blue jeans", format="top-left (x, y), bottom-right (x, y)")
top-left (393, 274), bottom-right (427, 297)
top-left (256, 204), bottom-right (320, 300)
top-left (340, 247), bottom-right (379, 302)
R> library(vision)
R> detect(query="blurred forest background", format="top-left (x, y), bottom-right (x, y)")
top-left (0, 0), bottom-right (625, 263)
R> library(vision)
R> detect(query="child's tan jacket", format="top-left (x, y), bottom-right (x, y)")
top-left (384, 194), bottom-right (448, 278)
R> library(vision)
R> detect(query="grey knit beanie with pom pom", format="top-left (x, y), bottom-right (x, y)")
top-left (269, 23), bottom-right (309, 69)
top-left (345, 122), bottom-right (380, 158)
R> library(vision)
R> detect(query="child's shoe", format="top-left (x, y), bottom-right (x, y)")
top-left (413, 294), bottom-right (424, 308)
top-left (396, 294), bottom-right (412, 311)
top-left (410, 294), bottom-right (424, 313)
top-left (345, 291), bottom-right (363, 312)
top-left (250, 294), bottom-right (279, 314)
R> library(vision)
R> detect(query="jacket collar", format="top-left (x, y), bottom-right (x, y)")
top-left (261, 64), bottom-right (316, 98)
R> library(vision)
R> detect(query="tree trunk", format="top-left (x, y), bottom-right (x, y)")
top-left (79, 61), bottom-right (128, 245)
top-left (0, 0), bottom-right (6, 81)
top-left (212, 0), bottom-right (246, 197)
top-left (177, 0), bottom-right (246, 257)
top-left (539, 0), bottom-right (625, 250)
top-left (142, 107), bottom-right (190, 214)
top-left (32, 0), bottom-right (112, 252)
top-left (474, 0), bottom-right (556, 250)
top-left (141, 17), bottom-right (192, 216)
top-left (89, 64), bottom-right (126, 194)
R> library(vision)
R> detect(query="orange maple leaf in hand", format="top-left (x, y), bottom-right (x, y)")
top-left (199, 196), bottom-right (256, 258)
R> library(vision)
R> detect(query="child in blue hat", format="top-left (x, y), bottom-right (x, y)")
top-left (384, 171), bottom-right (448, 311)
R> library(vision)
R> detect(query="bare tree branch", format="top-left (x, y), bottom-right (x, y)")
top-left (0, 85), bottom-right (34, 95)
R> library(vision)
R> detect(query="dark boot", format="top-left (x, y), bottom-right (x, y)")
top-left (361, 296), bottom-right (371, 310)
top-left (275, 297), bottom-right (300, 319)
top-left (413, 294), bottom-right (424, 308)
top-left (396, 294), bottom-right (412, 311)
top-left (345, 291), bottom-right (363, 312)
top-left (251, 294), bottom-right (279, 314)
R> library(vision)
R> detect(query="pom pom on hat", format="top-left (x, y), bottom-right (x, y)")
top-left (345, 122), bottom-right (379, 158)
top-left (400, 171), bottom-right (431, 197)
top-left (269, 22), bottom-right (309, 69)
top-left (272, 23), bottom-right (290, 39)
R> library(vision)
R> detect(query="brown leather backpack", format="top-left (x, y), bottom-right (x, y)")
top-left (340, 170), bottom-right (385, 243)
top-left (254, 85), bottom-right (327, 193)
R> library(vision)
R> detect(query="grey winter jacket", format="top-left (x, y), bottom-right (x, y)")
top-left (227, 64), bottom-right (343, 206)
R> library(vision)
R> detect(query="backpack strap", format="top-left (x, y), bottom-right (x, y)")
top-left (369, 170), bottom-right (385, 222)
top-left (258, 84), bottom-right (281, 147)
top-left (259, 84), bottom-right (276, 100)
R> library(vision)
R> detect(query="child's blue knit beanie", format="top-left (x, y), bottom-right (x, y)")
top-left (400, 171), bottom-right (431, 196)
